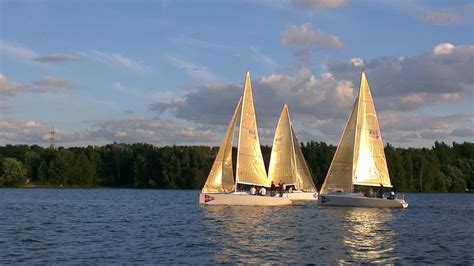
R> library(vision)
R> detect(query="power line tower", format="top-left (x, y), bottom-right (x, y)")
top-left (49, 127), bottom-right (56, 148)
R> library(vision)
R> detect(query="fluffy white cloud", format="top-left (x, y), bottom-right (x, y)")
top-left (433, 43), bottom-right (455, 55)
top-left (148, 43), bottom-right (474, 146)
top-left (281, 23), bottom-right (343, 63)
top-left (326, 43), bottom-right (474, 111)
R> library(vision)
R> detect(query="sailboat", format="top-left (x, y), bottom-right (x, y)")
top-left (319, 71), bottom-right (408, 208)
top-left (199, 71), bottom-right (292, 206)
top-left (268, 105), bottom-right (318, 201)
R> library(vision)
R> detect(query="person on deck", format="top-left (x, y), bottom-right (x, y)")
top-left (388, 191), bottom-right (395, 200)
top-left (278, 180), bottom-right (285, 197)
top-left (378, 184), bottom-right (384, 198)
top-left (250, 185), bottom-right (256, 195)
top-left (259, 187), bottom-right (266, 196)
top-left (270, 181), bottom-right (276, 196)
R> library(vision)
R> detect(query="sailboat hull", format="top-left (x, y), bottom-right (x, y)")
top-left (199, 192), bottom-right (292, 206)
top-left (286, 191), bottom-right (318, 201)
top-left (319, 193), bottom-right (408, 208)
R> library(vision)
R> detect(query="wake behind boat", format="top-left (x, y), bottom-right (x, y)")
top-left (268, 105), bottom-right (318, 201)
top-left (318, 71), bottom-right (408, 208)
top-left (199, 71), bottom-right (292, 206)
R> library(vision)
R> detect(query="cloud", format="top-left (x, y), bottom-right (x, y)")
top-left (0, 74), bottom-right (74, 98)
top-left (423, 10), bottom-right (459, 24)
top-left (33, 54), bottom-right (80, 62)
top-left (250, 46), bottom-right (278, 69)
top-left (148, 43), bottom-right (474, 145)
top-left (166, 55), bottom-right (218, 82)
top-left (281, 23), bottom-right (343, 63)
top-left (0, 120), bottom-right (84, 145)
top-left (451, 128), bottom-right (474, 137)
top-left (79, 50), bottom-right (153, 74)
top-left (326, 43), bottom-right (474, 110)
top-left (148, 68), bottom-right (355, 145)
top-left (433, 43), bottom-right (455, 55)
top-left (86, 118), bottom-right (215, 145)
top-left (0, 117), bottom-right (216, 146)
top-left (168, 35), bottom-right (231, 50)
top-left (0, 40), bottom-right (79, 63)
top-left (0, 40), bottom-right (38, 59)
top-left (291, 0), bottom-right (345, 13)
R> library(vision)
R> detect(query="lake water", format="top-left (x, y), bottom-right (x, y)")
top-left (0, 189), bottom-right (473, 264)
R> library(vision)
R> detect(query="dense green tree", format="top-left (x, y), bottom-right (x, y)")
top-left (0, 158), bottom-right (26, 187)
top-left (0, 141), bottom-right (472, 191)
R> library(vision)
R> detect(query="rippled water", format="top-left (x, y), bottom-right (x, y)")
top-left (1, 189), bottom-right (473, 264)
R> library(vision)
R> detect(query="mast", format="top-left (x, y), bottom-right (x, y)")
top-left (235, 71), bottom-right (268, 187)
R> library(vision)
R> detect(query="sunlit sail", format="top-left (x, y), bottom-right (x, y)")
top-left (321, 71), bottom-right (392, 194)
top-left (202, 98), bottom-right (242, 193)
top-left (235, 71), bottom-right (268, 187)
top-left (319, 70), bottom-right (407, 208)
top-left (199, 71), bottom-right (291, 205)
top-left (269, 105), bottom-right (316, 192)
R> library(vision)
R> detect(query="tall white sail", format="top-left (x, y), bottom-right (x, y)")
top-left (321, 71), bottom-right (391, 194)
top-left (353, 72), bottom-right (391, 187)
top-left (202, 98), bottom-right (242, 193)
top-left (269, 105), bottom-right (316, 191)
top-left (268, 105), bottom-right (294, 185)
top-left (291, 125), bottom-right (316, 192)
top-left (236, 71), bottom-right (268, 186)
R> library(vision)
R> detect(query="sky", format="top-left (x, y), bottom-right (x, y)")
top-left (0, 0), bottom-right (473, 148)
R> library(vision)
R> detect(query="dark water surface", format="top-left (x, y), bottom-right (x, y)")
top-left (1, 189), bottom-right (473, 264)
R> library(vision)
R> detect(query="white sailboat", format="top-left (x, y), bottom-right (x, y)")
top-left (318, 71), bottom-right (408, 208)
top-left (268, 105), bottom-right (318, 201)
top-left (199, 71), bottom-right (292, 206)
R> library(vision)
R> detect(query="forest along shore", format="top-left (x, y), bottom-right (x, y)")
top-left (0, 141), bottom-right (472, 192)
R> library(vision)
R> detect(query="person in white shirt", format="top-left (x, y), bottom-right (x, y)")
top-left (250, 185), bottom-right (256, 195)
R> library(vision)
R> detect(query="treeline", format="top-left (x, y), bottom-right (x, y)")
top-left (0, 141), bottom-right (472, 192)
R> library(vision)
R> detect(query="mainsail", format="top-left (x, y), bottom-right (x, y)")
top-left (202, 98), bottom-right (242, 193)
top-left (321, 71), bottom-right (391, 194)
top-left (268, 105), bottom-right (316, 191)
top-left (235, 71), bottom-right (268, 186)
top-left (353, 72), bottom-right (391, 187)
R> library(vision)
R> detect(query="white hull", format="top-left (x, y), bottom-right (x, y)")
top-left (319, 193), bottom-right (408, 208)
top-left (286, 191), bottom-right (318, 201)
top-left (199, 192), bottom-right (292, 206)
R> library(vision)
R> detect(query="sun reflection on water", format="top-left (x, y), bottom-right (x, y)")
top-left (340, 208), bottom-right (398, 264)
top-left (202, 205), bottom-right (298, 263)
